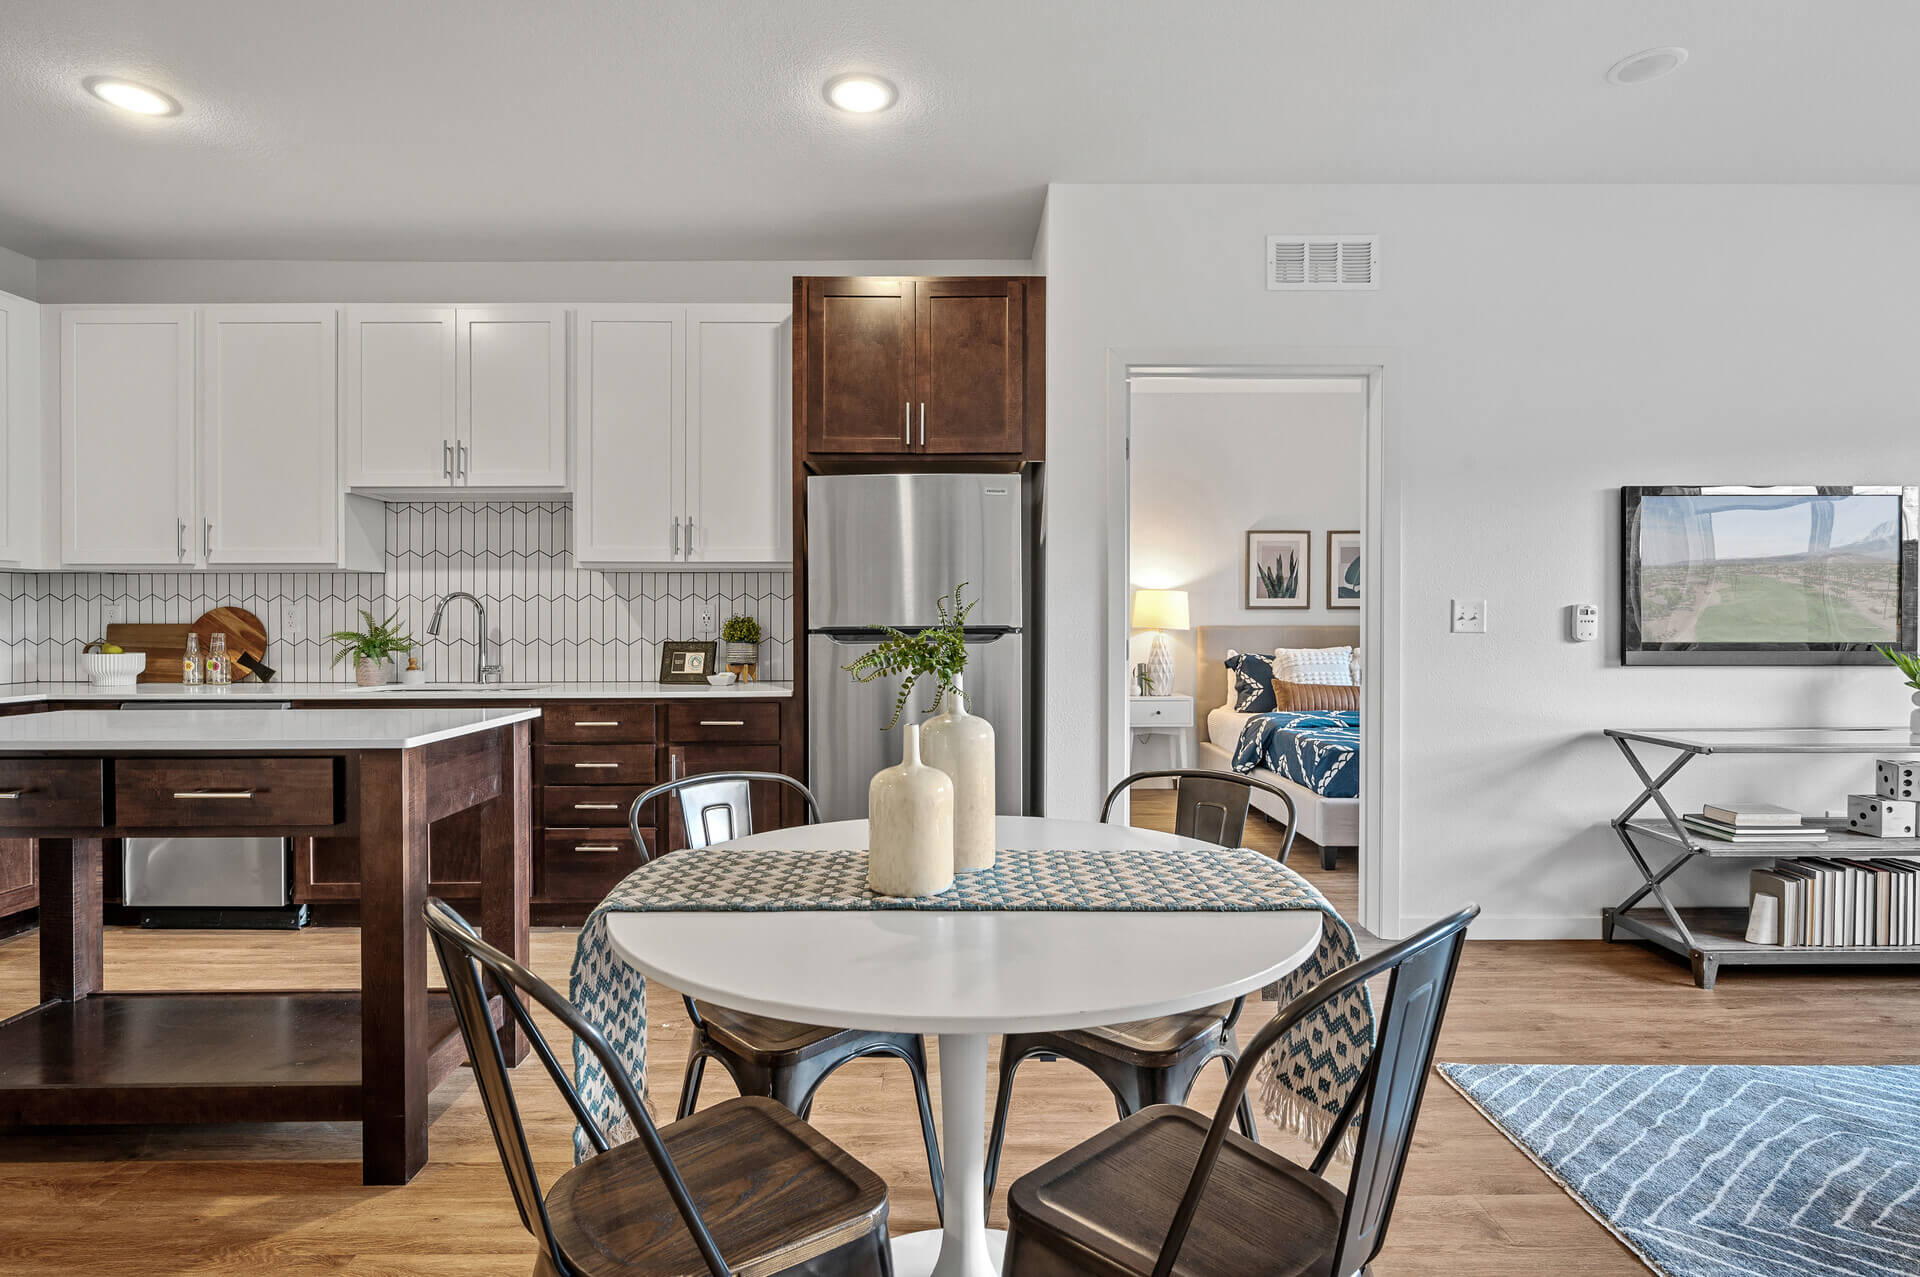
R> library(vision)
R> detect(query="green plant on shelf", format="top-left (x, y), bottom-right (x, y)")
top-left (1873, 644), bottom-right (1920, 690)
top-left (327, 610), bottom-right (417, 667)
top-left (842, 583), bottom-right (976, 729)
top-left (721, 615), bottom-right (763, 646)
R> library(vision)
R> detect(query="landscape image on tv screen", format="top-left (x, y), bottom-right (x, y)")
top-left (1636, 492), bottom-right (1901, 644)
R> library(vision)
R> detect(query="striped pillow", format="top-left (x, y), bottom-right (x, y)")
top-left (1272, 646), bottom-right (1354, 687)
top-left (1272, 679), bottom-right (1359, 712)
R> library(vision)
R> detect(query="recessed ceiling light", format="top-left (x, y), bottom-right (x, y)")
top-left (1605, 47), bottom-right (1688, 86)
top-left (84, 77), bottom-right (181, 117)
top-left (824, 74), bottom-right (897, 114)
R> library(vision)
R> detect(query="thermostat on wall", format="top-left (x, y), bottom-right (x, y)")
top-left (1570, 603), bottom-right (1599, 642)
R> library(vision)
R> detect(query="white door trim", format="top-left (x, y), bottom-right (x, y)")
top-left (1107, 346), bottom-right (1402, 938)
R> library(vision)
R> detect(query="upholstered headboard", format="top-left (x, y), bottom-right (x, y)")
top-left (1196, 625), bottom-right (1362, 722)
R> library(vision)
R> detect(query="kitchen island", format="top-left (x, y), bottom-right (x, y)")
top-left (0, 707), bottom-right (536, 1185)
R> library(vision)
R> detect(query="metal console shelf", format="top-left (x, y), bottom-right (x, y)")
top-left (1603, 726), bottom-right (1920, 988)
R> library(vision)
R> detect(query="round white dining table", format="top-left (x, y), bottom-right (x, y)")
top-left (604, 814), bottom-right (1323, 1277)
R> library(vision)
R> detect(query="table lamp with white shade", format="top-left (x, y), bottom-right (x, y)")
top-left (1130, 588), bottom-right (1189, 696)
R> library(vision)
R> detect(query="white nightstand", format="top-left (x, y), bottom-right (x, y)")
top-left (1128, 694), bottom-right (1195, 771)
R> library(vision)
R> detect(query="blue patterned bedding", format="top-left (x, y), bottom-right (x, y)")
top-left (1232, 710), bottom-right (1360, 798)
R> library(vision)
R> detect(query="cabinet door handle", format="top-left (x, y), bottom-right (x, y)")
top-left (672, 517), bottom-right (680, 557)
top-left (572, 761), bottom-right (620, 769)
top-left (456, 440), bottom-right (468, 479)
top-left (573, 843), bottom-right (622, 853)
top-left (443, 439), bottom-right (453, 478)
top-left (699, 720), bottom-right (745, 727)
top-left (574, 720), bottom-right (620, 728)
top-left (919, 402), bottom-right (925, 446)
top-left (685, 518), bottom-right (694, 557)
top-left (173, 790), bottom-right (255, 800)
top-left (0, 789), bottom-right (22, 799)
top-left (176, 518), bottom-right (186, 561)
top-left (670, 752), bottom-right (680, 781)
top-left (573, 802), bottom-right (621, 810)
top-left (203, 519), bottom-right (213, 558)
top-left (904, 401), bottom-right (911, 446)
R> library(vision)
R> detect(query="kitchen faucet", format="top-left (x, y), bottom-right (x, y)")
top-left (427, 591), bottom-right (502, 684)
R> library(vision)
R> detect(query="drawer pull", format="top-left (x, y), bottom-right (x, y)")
top-left (574, 843), bottom-right (622, 853)
top-left (573, 721), bottom-right (620, 728)
top-left (0, 789), bottom-right (21, 799)
top-left (572, 761), bottom-right (621, 769)
top-left (173, 790), bottom-right (255, 800)
top-left (699, 720), bottom-right (746, 727)
top-left (573, 802), bottom-right (621, 810)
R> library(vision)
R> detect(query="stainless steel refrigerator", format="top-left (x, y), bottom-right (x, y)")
top-left (807, 472), bottom-right (1027, 823)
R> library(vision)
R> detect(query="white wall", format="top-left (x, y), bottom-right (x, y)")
top-left (0, 246), bottom-right (34, 300)
top-left (1043, 183), bottom-right (1920, 938)
top-left (1128, 386), bottom-right (1365, 701)
top-left (32, 258), bottom-right (1032, 304)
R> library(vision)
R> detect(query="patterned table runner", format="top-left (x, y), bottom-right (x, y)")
top-left (569, 845), bottom-right (1374, 1160)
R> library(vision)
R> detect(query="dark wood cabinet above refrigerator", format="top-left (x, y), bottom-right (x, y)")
top-left (795, 275), bottom-right (1044, 466)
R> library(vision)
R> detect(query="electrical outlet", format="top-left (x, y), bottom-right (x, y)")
top-left (102, 603), bottom-right (125, 628)
top-left (280, 601), bottom-right (301, 639)
top-left (696, 605), bottom-right (717, 635)
top-left (1450, 599), bottom-right (1488, 634)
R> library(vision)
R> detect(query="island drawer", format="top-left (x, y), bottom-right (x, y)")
top-left (543, 704), bottom-right (655, 744)
top-left (540, 744), bottom-right (656, 787)
top-left (542, 827), bottom-right (654, 901)
top-left (544, 783), bottom-right (651, 827)
top-left (0, 759), bottom-right (104, 829)
top-left (666, 703), bottom-right (780, 744)
top-left (115, 758), bottom-right (338, 829)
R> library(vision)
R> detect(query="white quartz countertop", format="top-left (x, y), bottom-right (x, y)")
top-left (0, 706), bottom-right (543, 752)
top-left (0, 680), bottom-right (791, 706)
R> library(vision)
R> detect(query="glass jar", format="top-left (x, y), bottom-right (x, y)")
top-left (183, 632), bottom-right (202, 685)
top-left (208, 632), bottom-right (229, 685)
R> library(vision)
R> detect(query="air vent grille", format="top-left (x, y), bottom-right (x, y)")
top-left (1267, 235), bottom-right (1378, 290)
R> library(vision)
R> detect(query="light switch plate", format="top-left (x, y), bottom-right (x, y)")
top-left (1451, 599), bottom-right (1487, 634)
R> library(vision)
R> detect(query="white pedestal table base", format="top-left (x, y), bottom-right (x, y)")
top-left (889, 1033), bottom-right (1006, 1276)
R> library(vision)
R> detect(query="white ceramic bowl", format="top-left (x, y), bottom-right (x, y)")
top-left (706, 672), bottom-right (738, 687)
top-left (83, 651), bottom-right (147, 687)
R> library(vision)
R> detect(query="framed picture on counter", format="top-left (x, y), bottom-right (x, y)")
top-left (658, 640), bottom-right (718, 684)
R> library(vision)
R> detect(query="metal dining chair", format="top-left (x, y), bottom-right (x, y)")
top-left (1002, 905), bottom-right (1479, 1277)
top-left (423, 897), bottom-right (895, 1277)
top-left (630, 771), bottom-right (946, 1221)
top-left (983, 768), bottom-right (1300, 1197)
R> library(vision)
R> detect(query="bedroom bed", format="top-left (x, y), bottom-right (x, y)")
top-left (1195, 624), bottom-right (1360, 870)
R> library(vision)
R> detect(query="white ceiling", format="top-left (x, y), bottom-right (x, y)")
top-left (3, 0), bottom-right (1916, 262)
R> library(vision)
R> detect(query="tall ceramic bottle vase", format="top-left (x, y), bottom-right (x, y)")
top-left (921, 675), bottom-right (997, 872)
top-left (867, 723), bottom-right (956, 898)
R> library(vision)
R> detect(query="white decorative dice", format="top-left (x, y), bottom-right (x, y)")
top-left (1876, 759), bottom-right (1918, 800)
top-left (1848, 793), bottom-right (1918, 837)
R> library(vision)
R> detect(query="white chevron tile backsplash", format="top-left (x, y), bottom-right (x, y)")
top-left (0, 503), bottom-right (793, 684)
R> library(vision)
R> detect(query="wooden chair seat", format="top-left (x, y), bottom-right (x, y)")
top-left (693, 1003), bottom-right (863, 1066)
top-left (1006, 1105), bottom-right (1342, 1277)
top-left (545, 1096), bottom-right (888, 1277)
top-left (1058, 1002), bottom-right (1236, 1064)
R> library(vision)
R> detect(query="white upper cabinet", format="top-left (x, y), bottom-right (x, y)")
top-left (0, 289), bottom-right (40, 566)
top-left (574, 306), bottom-right (682, 565)
top-left (343, 307), bottom-right (458, 488)
top-left (200, 307), bottom-right (340, 565)
top-left (684, 305), bottom-right (790, 565)
top-left (573, 304), bottom-right (790, 569)
top-left (61, 309), bottom-right (196, 566)
top-left (457, 306), bottom-right (567, 487)
top-left (344, 305), bottom-right (565, 491)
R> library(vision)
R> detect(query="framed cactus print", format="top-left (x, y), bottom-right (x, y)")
top-left (1246, 530), bottom-right (1310, 609)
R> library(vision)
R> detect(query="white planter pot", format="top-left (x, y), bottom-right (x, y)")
top-left (1910, 690), bottom-right (1919, 743)
top-left (921, 676), bottom-right (997, 872)
top-left (355, 657), bottom-right (389, 688)
top-left (867, 724), bottom-right (955, 898)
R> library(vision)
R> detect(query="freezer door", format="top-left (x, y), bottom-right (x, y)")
top-left (806, 473), bottom-right (1023, 628)
top-left (809, 631), bottom-right (1026, 824)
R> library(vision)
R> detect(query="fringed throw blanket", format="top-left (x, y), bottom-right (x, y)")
top-left (570, 845), bottom-right (1374, 1160)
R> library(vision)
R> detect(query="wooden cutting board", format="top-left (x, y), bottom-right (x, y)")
top-left (104, 623), bottom-right (194, 684)
top-left (191, 607), bottom-right (270, 680)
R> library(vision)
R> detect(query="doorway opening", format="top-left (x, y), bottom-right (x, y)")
top-left (1120, 368), bottom-right (1382, 937)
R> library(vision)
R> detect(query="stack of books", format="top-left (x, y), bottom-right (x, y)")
top-left (1749, 859), bottom-right (1920, 947)
top-left (1683, 802), bottom-right (1824, 844)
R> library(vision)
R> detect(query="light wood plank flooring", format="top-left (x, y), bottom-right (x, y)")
top-left (3, 869), bottom-right (1917, 1271)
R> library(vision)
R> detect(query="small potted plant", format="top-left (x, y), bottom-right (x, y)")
top-left (329, 609), bottom-right (417, 688)
top-left (722, 614), bottom-right (763, 663)
top-left (1874, 645), bottom-right (1920, 737)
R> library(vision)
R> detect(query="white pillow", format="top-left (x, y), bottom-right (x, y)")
top-left (1273, 646), bottom-right (1354, 686)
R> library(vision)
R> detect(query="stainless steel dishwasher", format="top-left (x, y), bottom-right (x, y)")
top-left (119, 699), bottom-right (308, 928)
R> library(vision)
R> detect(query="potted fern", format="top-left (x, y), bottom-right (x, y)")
top-left (1873, 645), bottom-right (1920, 737)
top-left (329, 610), bottom-right (417, 687)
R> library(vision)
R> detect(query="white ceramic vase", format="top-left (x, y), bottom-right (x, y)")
top-left (1910, 690), bottom-right (1919, 742)
top-left (867, 723), bottom-right (955, 898)
top-left (921, 675), bottom-right (997, 872)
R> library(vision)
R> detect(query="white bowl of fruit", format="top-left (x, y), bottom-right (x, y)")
top-left (82, 639), bottom-right (147, 687)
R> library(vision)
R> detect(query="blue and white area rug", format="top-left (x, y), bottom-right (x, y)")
top-left (1440, 1063), bottom-right (1920, 1277)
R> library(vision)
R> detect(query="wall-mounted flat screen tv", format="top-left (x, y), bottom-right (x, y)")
top-left (1622, 486), bottom-right (1918, 665)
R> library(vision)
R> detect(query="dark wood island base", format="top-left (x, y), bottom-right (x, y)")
top-left (0, 711), bottom-right (534, 1186)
